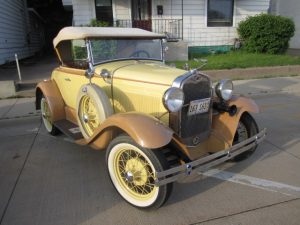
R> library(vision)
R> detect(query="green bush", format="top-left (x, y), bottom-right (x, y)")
top-left (73, 46), bottom-right (87, 59)
top-left (88, 19), bottom-right (109, 27)
top-left (237, 14), bottom-right (295, 54)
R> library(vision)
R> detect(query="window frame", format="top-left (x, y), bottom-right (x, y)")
top-left (206, 0), bottom-right (235, 28)
top-left (94, 0), bottom-right (113, 25)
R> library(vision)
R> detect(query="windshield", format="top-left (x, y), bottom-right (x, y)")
top-left (90, 39), bottom-right (162, 64)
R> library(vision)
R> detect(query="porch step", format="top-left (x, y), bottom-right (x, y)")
top-left (54, 120), bottom-right (83, 141)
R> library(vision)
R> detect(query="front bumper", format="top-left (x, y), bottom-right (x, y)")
top-left (155, 128), bottom-right (267, 186)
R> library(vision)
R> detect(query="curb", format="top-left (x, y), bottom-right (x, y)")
top-left (1, 65), bottom-right (300, 98)
top-left (205, 65), bottom-right (300, 81)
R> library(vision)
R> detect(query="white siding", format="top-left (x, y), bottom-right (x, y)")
top-left (114, 0), bottom-right (131, 20)
top-left (0, 0), bottom-right (45, 65)
top-left (71, 0), bottom-right (270, 47)
top-left (151, 0), bottom-right (269, 46)
top-left (72, 0), bottom-right (96, 26)
top-left (235, 0), bottom-right (270, 24)
top-left (62, 0), bottom-right (73, 6)
top-left (275, 0), bottom-right (300, 49)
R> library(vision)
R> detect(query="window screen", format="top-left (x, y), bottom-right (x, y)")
top-left (207, 0), bottom-right (234, 27)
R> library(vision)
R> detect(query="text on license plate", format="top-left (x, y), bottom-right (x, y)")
top-left (188, 98), bottom-right (211, 116)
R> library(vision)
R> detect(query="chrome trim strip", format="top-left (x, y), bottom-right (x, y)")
top-left (155, 128), bottom-right (267, 186)
top-left (172, 70), bottom-right (195, 88)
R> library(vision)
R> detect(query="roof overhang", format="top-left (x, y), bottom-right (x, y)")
top-left (53, 27), bottom-right (166, 48)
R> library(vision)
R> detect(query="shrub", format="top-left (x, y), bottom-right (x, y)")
top-left (88, 19), bottom-right (109, 27)
top-left (237, 14), bottom-right (295, 54)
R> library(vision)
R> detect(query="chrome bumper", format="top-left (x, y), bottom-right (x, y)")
top-left (155, 128), bottom-right (267, 186)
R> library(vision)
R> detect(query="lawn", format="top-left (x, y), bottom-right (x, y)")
top-left (168, 51), bottom-right (300, 70)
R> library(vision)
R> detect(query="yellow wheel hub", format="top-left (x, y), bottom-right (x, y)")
top-left (125, 158), bottom-right (148, 186)
top-left (114, 148), bottom-right (157, 200)
top-left (79, 95), bottom-right (100, 137)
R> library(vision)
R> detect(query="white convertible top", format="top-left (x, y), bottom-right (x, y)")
top-left (53, 26), bottom-right (165, 47)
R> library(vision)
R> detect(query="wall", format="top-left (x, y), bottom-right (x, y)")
top-left (62, 0), bottom-right (73, 6)
top-left (72, 0), bottom-right (96, 25)
top-left (0, 0), bottom-right (45, 65)
top-left (114, 0), bottom-right (131, 20)
top-left (273, 0), bottom-right (300, 50)
top-left (151, 0), bottom-right (269, 47)
top-left (70, 0), bottom-right (270, 47)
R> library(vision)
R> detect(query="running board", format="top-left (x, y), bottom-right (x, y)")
top-left (54, 120), bottom-right (83, 141)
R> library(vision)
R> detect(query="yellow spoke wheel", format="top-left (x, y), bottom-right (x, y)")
top-left (106, 135), bottom-right (172, 209)
top-left (76, 84), bottom-right (113, 139)
top-left (78, 95), bottom-right (100, 137)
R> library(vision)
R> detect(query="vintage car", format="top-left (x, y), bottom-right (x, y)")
top-left (36, 27), bottom-right (266, 209)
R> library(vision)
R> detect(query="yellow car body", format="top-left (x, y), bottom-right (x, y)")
top-left (36, 27), bottom-right (266, 209)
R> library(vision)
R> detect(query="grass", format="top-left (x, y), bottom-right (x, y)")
top-left (168, 51), bottom-right (300, 70)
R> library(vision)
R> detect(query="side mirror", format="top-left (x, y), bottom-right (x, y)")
top-left (100, 69), bottom-right (112, 84)
top-left (100, 69), bottom-right (111, 79)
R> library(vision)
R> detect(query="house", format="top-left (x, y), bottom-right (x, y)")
top-left (0, 0), bottom-right (45, 65)
top-left (269, 0), bottom-right (300, 55)
top-left (63, 0), bottom-right (270, 55)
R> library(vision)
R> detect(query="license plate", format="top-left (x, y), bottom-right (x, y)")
top-left (188, 98), bottom-right (211, 116)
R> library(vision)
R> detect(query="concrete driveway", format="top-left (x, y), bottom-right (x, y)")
top-left (0, 77), bottom-right (300, 225)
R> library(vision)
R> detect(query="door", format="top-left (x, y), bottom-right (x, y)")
top-left (131, 0), bottom-right (152, 31)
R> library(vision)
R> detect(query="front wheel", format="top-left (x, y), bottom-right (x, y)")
top-left (232, 112), bottom-right (259, 161)
top-left (106, 135), bottom-right (172, 209)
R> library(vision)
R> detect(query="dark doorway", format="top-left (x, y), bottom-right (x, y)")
top-left (95, 0), bottom-right (113, 25)
top-left (131, 0), bottom-right (152, 31)
top-left (27, 0), bottom-right (73, 53)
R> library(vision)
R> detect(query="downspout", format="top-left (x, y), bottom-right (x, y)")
top-left (181, 0), bottom-right (183, 40)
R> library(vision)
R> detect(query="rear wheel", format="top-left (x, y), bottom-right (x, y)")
top-left (232, 113), bottom-right (259, 161)
top-left (40, 96), bottom-right (59, 135)
top-left (106, 135), bottom-right (172, 209)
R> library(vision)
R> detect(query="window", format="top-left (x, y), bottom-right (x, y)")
top-left (207, 0), bottom-right (234, 27)
top-left (56, 40), bottom-right (88, 69)
top-left (90, 39), bottom-right (162, 64)
top-left (72, 40), bottom-right (87, 60)
top-left (95, 0), bottom-right (113, 25)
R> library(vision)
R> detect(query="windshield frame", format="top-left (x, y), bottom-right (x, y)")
top-left (87, 38), bottom-right (164, 66)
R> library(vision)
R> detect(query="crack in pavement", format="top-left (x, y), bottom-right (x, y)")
top-left (0, 100), bottom-right (17, 119)
top-left (0, 121), bottom-right (42, 225)
top-left (0, 113), bottom-right (40, 121)
top-left (191, 197), bottom-right (300, 225)
top-left (265, 139), bottom-right (300, 161)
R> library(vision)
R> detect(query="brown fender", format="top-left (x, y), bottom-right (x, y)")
top-left (36, 80), bottom-right (65, 122)
top-left (213, 95), bottom-right (259, 146)
top-left (181, 95), bottom-right (260, 160)
top-left (77, 112), bottom-right (174, 150)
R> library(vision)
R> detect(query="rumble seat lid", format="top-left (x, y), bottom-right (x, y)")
top-left (53, 27), bottom-right (165, 48)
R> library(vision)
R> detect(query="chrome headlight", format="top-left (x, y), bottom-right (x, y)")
top-left (215, 79), bottom-right (233, 101)
top-left (163, 87), bottom-right (184, 112)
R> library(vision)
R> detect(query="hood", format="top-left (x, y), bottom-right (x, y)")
top-left (94, 60), bottom-right (185, 86)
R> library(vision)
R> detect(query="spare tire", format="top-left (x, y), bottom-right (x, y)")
top-left (76, 84), bottom-right (113, 139)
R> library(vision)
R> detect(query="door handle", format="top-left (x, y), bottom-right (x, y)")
top-left (64, 78), bottom-right (71, 82)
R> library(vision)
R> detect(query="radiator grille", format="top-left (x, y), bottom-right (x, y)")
top-left (170, 72), bottom-right (212, 146)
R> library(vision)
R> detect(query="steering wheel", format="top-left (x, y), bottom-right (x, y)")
top-left (129, 50), bottom-right (150, 58)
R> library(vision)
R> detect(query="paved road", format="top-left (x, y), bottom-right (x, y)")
top-left (1, 77), bottom-right (300, 225)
